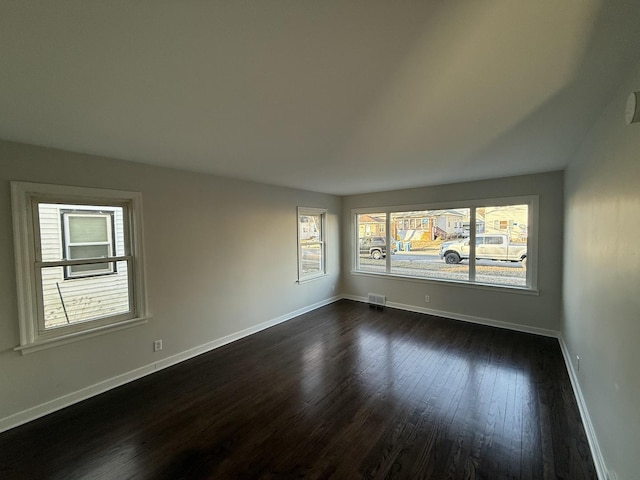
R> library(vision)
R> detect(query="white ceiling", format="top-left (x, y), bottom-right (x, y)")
top-left (1, 1), bottom-right (639, 195)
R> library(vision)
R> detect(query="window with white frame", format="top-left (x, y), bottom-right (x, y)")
top-left (11, 182), bottom-right (148, 353)
top-left (61, 210), bottom-right (116, 278)
top-left (353, 196), bottom-right (538, 290)
top-left (297, 207), bottom-right (326, 281)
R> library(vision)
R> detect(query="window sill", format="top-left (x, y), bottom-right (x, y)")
top-left (14, 316), bottom-right (150, 355)
top-left (297, 273), bottom-right (328, 284)
top-left (350, 270), bottom-right (539, 296)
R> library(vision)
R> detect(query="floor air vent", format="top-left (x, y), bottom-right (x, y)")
top-left (368, 293), bottom-right (386, 307)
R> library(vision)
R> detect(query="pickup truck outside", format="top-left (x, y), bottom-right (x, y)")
top-left (439, 234), bottom-right (527, 267)
top-left (359, 236), bottom-right (391, 260)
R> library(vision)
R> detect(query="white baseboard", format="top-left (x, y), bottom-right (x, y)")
top-left (342, 294), bottom-right (559, 337)
top-left (557, 334), bottom-right (608, 480)
top-left (0, 362), bottom-right (158, 434)
top-left (0, 295), bottom-right (342, 433)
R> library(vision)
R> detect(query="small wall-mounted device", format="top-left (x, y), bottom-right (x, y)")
top-left (625, 91), bottom-right (640, 124)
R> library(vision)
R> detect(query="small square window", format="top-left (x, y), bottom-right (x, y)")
top-left (60, 210), bottom-right (117, 278)
top-left (11, 182), bottom-right (149, 353)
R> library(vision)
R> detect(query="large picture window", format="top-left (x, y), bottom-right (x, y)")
top-left (11, 182), bottom-right (148, 353)
top-left (353, 196), bottom-right (537, 290)
top-left (297, 207), bottom-right (327, 281)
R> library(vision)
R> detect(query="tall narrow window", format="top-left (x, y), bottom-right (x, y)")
top-left (297, 207), bottom-right (327, 281)
top-left (11, 182), bottom-right (148, 353)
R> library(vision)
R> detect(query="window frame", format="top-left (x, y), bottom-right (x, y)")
top-left (352, 195), bottom-right (539, 292)
top-left (11, 182), bottom-right (149, 354)
top-left (61, 209), bottom-right (117, 279)
top-left (297, 207), bottom-right (327, 282)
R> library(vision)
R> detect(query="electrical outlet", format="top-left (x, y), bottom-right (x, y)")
top-left (425, 295), bottom-right (430, 303)
top-left (153, 339), bottom-right (163, 352)
top-left (331, 285), bottom-right (335, 293)
top-left (576, 355), bottom-right (580, 372)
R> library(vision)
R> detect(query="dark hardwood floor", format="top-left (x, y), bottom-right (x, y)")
top-left (0, 300), bottom-right (596, 479)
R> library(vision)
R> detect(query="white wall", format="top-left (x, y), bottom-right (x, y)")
top-left (342, 171), bottom-right (564, 332)
top-left (563, 63), bottom-right (640, 480)
top-left (0, 140), bottom-right (340, 424)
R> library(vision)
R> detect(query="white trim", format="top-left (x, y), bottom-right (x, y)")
top-left (14, 317), bottom-right (149, 354)
top-left (10, 182), bottom-right (149, 349)
top-left (38, 256), bottom-right (131, 267)
top-left (352, 194), bottom-right (538, 290)
top-left (469, 207), bottom-right (477, 281)
top-left (349, 270), bottom-right (539, 295)
top-left (11, 182), bottom-right (37, 346)
top-left (557, 334), bottom-right (608, 480)
top-left (342, 294), bottom-right (558, 337)
top-left (0, 295), bottom-right (341, 433)
top-left (297, 206), bottom-right (327, 282)
top-left (296, 274), bottom-right (328, 284)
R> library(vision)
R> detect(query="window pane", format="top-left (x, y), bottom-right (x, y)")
top-left (299, 214), bottom-right (322, 244)
top-left (68, 216), bottom-right (108, 243)
top-left (69, 263), bottom-right (111, 275)
top-left (474, 205), bottom-right (528, 287)
top-left (68, 244), bottom-right (110, 260)
top-left (391, 209), bottom-right (470, 282)
top-left (297, 209), bottom-right (326, 280)
top-left (68, 244), bottom-right (112, 275)
top-left (38, 204), bottom-right (123, 262)
top-left (356, 213), bottom-right (387, 272)
top-left (41, 261), bottom-right (130, 329)
top-left (300, 244), bottom-right (323, 275)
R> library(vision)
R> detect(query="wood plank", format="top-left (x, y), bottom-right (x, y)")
top-left (0, 300), bottom-right (597, 479)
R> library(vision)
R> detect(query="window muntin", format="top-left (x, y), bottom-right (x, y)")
top-left (11, 182), bottom-right (148, 352)
top-left (353, 197), bottom-right (536, 290)
top-left (298, 207), bottom-right (327, 281)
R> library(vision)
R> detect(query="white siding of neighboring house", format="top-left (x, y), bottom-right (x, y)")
top-left (39, 204), bottom-right (130, 328)
top-left (483, 205), bottom-right (529, 240)
top-left (436, 213), bottom-right (465, 237)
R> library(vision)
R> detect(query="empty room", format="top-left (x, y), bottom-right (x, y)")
top-left (1, 2), bottom-right (639, 479)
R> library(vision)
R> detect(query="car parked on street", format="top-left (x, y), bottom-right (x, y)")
top-left (359, 236), bottom-right (391, 259)
top-left (439, 234), bottom-right (527, 267)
